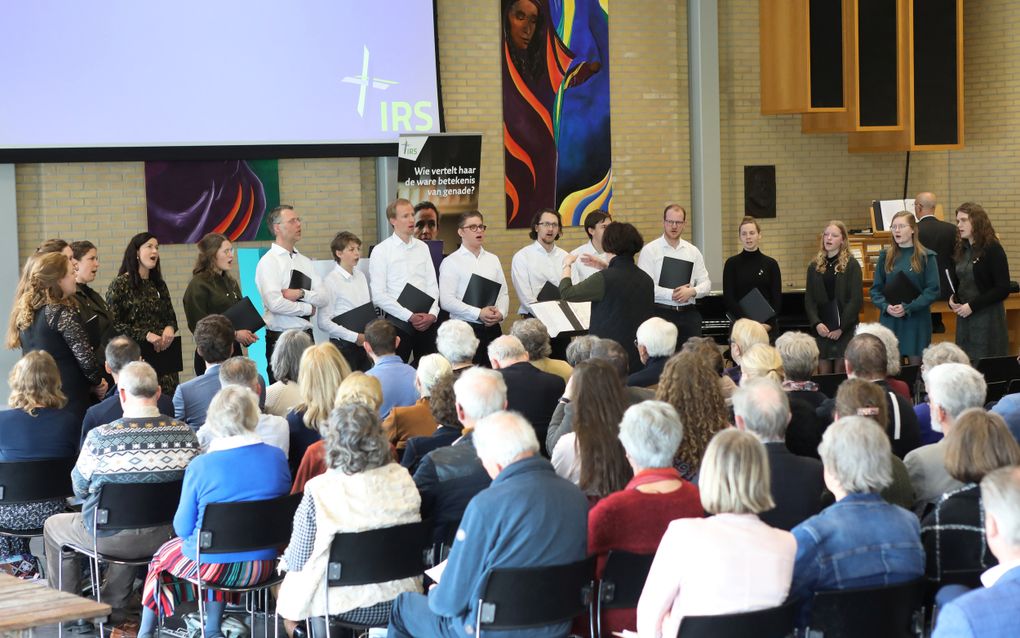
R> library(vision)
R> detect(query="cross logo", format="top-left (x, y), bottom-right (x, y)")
top-left (341, 46), bottom-right (399, 118)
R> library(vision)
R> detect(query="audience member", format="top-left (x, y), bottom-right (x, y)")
top-left (435, 320), bottom-right (479, 378)
top-left (856, 322), bottom-right (912, 401)
top-left (278, 403), bottom-right (421, 634)
top-left (265, 329), bottom-right (312, 417)
top-left (656, 351), bottom-right (730, 480)
top-left (400, 374), bottom-right (461, 474)
top-left (488, 335), bottom-right (564, 451)
top-left (628, 317), bottom-right (678, 388)
top-left (739, 343), bottom-right (785, 384)
top-left (364, 319), bottom-right (418, 419)
top-left (173, 314), bottom-right (235, 429)
top-left (565, 334), bottom-right (599, 366)
top-left (682, 336), bottom-right (737, 400)
top-left (916, 342), bottom-right (970, 444)
top-left (734, 378), bottom-right (824, 531)
top-left (588, 401), bottom-right (702, 636)
top-left (725, 318), bottom-right (768, 385)
top-left (637, 429), bottom-right (795, 638)
top-left (196, 357), bottom-right (288, 455)
top-left (510, 318), bottom-right (572, 382)
top-left (388, 411), bottom-right (588, 638)
top-left (135, 386), bottom-right (290, 638)
top-left (772, 332), bottom-right (827, 457)
top-left (382, 353), bottom-right (451, 452)
top-left (287, 343), bottom-right (351, 476)
top-left (905, 363), bottom-right (987, 512)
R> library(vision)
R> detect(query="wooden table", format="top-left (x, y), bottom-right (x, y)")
top-left (0, 573), bottom-right (110, 637)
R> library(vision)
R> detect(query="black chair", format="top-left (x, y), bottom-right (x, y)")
top-left (987, 380), bottom-right (1009, 404)
top-left (475, 556), bottom-right (596, 637)
top-left (316, 520), bottom-right (430, 638)
top-left (806, 578), bottom-right (925, 638)
top-left (1006, 378), bottom-right (1020, 397)
top-left (896, 364), bottom-right (921, 403)
top-left (678, 598), bottom-right (799, 638)
top-left (595, 550), bottom-right (654, 638)
top-left (0, 458), bottom-right (75, 537)
top-left (926, 569), bottom-right (983, 634)
top-left (812, 373), bottom-right (848, 398)
top-left (58, 480), bottom-right (184, 638)
top-left (977, 356), bottom-right (1020, 385)
top-left (188, 492), bottom-right (303, 638)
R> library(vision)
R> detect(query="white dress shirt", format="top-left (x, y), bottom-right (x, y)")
top-left (369, 233), bottom-right (440, 322)
top-left (254, 243), bottom-right (328, 331)
top-left (637, 235), bottom-right (712, 307)
top-left (317, 263), bottom-right (373, 344)
top-left (569, 240), bottom-right (605, 284)
top-left (439, 245), bottom-right (510, 323)
top-left (511, 241), bottom-right (569, 315)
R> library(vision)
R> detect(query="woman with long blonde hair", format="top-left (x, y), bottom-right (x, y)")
top-left (656, 352), bottom-right (730, 480)
top-left (285, 343), bottom-right (352, 475)
top-left (870, 210), bottom-right (939, 365)
top-left (804, 220), bottom-right (863, 373)
top-left (6, 252), bottom-right (105, 419)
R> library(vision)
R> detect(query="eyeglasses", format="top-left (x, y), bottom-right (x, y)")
top-left (279, 217), bottom-right (302, 225)
top-left (664, 219), bottom-right (685, 227)
top-left (537, 221), bottom-right (560, 228)
top-left (461, 224), bottom-right (487, 232)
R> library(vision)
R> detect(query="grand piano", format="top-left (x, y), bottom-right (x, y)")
top-left (697, 289), bottom-right (812, 345)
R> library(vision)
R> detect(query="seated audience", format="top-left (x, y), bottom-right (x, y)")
top-left (905, 363), bottom-right (986, 513)
top-left (776, 331), bottom-right (827, 409)
top-left (265, 329), bottom-right (312, 417)
top-left (739, 343), bottom-right (784, 384)
top-left (734, 378), bottom-right (824, 531)
top-left (932, 466), bottom-right (1020, 638)
top-left (388, 411), bottom-right (588, 638)
top-left (81, 335), bottom-right (175, 447)
top-left (382, 353), bottom-right (451, 452)
top-left (588, 401), bottom-right (702, 636)
top-left (413, 367), bottom-right (507, 546)
top-left (855, 322), bottom-right (912, 401)
top-left (637, 429), bottom-right (795, 638)
top-left (135, 386), bottom-right (290, 638)
top-left (551, 359), bottom-right (632, 500)
top-left (921, 409), bottom-right (1020, 587)
top-left (0, 352), bottom-right (78, 578)
top-left (287, 343), bottom-right (351, 476)
top-left (400, 374), bottom-right (461, 474)
top-left (565, 334), bottom-right (600, 366)
top-left (364, 319), bottom-right (418, 419)
top-left (44, 362), bottom-right (200, 626)
top-left (278, 403), bottom-right (421, 634)
top-left (833, 379), bottom-right (915, 510)
top-left (656, 352), bottom-right (730, 481)
top-left (682, 336), bottom-right (737, 400)
top-left (196, 357), bottom-right (288, 455)
top-left (916, 342), bottom-right (970, 445)
top-left (173, 314), bottom-right (236, 429)
top-left (725, 318), bottom-right (768, 385)
top-left (511, 318), bottom-right (573, 382)
top-left (628, 317), bottom-right (678, 388)
top-left (789, 417), bottom-right (924, 618)
top-left (488, 335), bottom-right (564, 452)
top-left (435, 320), bottom-right (479, 378)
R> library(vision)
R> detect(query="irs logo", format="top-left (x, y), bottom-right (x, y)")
top-left (341, 46), bottom-right (398, 118)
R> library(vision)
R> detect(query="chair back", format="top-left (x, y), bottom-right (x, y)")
top-left (977, 356), bottom-right (1020, 385)
top-left (599, 550), bottom-right (654, 610)
top-left (0, 458), bottom-right (74, 503)
top-left (986, 380), bottom-right (1009, 404)
top-left (476, 556), bottom-right (595, 633)
top-left (94, 480), bottom-right (184, 532)
top-left (678, 599), bottom-right (799, 638)
top-left (896, 365), bottom-right (921, 402)
top-left (808, 578), bottom-right (925, 638)
top-left (1006, 378), bottom-right (1020, 397)
top-left (812, 373), bottom-right (848, 398)
top-left (198, 492), bottom-right (303, 555)
top-left (326, 520), bottom-right (429, 586)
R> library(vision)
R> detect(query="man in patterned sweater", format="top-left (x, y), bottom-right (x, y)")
top-left (43, 361), bottom-right (200, 622)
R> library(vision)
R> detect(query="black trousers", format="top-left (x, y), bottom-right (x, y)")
top-left (265, 328), bottom-right (313, 384)
top-left (330, 338), bottom-right (371, 372)
top-left (394, 321), bottom-right (439, 366)
top-left (470, 321), bottom-right (503, 367)
top-left (654, 304), bottom-right (703, 352)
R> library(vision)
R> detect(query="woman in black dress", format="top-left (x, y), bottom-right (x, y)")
top-left (70, 240), bottom-right (115, 375)
top-left (723, 216), bottom-right (782, 335)
top-left (5, 252), bottom-right (105, 420)
top-left (804, 221), bottom-right (863, 373)
top-left (949, 203), bottom-right (1010, 360)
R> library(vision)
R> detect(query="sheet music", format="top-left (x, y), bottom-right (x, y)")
top-left (529, 301), bottom-right (591, 337)
top-left (877, 199), bottom-right (915, 230)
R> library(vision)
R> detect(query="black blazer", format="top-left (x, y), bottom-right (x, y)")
top-left (400, 425), bottom-right (462, 474)
top-left (627, 356), bottom-right (669, 388)
top-left (917, 216), bottom-right (958, 299)
top-left (958, 241), bottom-right (1010, 312)
top-left (760, 441), bottom-right (826, 531)
top-left (804, 256), bottom-right (863, 331)
top-left (498, 361), bottom-right (566, 454)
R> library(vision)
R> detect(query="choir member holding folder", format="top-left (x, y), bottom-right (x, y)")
top-left (318, 231), bottom-right (374, 371)
top-left (723, 216), bottom-right (782, 335)
top-left (369, 198), bottom-right (441, 363)
top-left (870, 210), bottom-right (939, 365)
top-left (255, 205), bottom-right (327, 382)
top-left (183, 233), bottom-right (260, 375)
top-left (804, 221), bottom-right (863, 373)
top-left (438, 211), bottom-right (509, 365)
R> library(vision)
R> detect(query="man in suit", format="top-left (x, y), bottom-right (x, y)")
top-left (628, 317), bottom-right (678, 388)
top-left (932, 466), bottom-right (1020, 637)
top-left (81, 335), bottom-right (174, 448)
top-left (173, 314), bottom-right (235, 429)
top-left (734, 377), bottom-right (825, 530)
top-left (488, 335), bottom-right (565, 454)
top-left (915, 192), bottom-right (957, 333)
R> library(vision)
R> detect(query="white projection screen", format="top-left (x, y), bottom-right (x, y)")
top-left (0, 0), bottom-right (443, 161)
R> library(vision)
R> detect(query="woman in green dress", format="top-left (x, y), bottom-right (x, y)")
top-left (870, 210), bottom-right (940, 366)
top-left (70, 241), bottom-right (114, 377)
top-left (106, 232), bottom-right (180, 395)
top-left (949, 203), bottom-right (1010, 360)
top-left (182, 233), bottom-right (258, 375)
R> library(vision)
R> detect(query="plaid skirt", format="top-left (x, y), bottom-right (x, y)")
top-left (142, 537), bottom-right (275, 617)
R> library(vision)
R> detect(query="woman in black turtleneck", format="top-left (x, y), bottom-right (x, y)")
top-left (722, 216), bottom-right (782, 335)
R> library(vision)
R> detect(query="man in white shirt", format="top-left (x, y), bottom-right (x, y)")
top-left (569, 209), bottom-right (611, 283)
top-left (370, 198), bottom-right (441, 363)
top-left (317, 231), bottom-right (373, 371)
top-left (254, 205), bottom-right (328, 382)
top-left (637, 203), bottom-right (711, 349)
top-left (511, 208), bottom-right (571, 359)
top-left (439, 211), bottom-right (510, 364)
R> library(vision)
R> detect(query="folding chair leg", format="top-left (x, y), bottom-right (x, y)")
top-left (197, 577), bottom-right (206, 638)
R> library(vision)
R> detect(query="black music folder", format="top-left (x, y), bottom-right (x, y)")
top-left (658, 257), bottom-right (694, 288)
top-left (819, 299), bottom-right (840, 331)
top-left (882, 271), bottom-right (921, 306)
top-left (537, 281), bottom-right (561, 302)
top-left (332, 302), bottom-right (377, 334)
top-left (462, 274), bottom-right (501, 308)
top-left (738, 288), bottom-right (777, 323)
top-left (222, 297), bottom-right (266, 333)
top-left (390, 284), bottom-right (436, 334)
top-left (140, 336), bottom-right (183, 376)
top-left (289, 269), bottom-right (312, 291)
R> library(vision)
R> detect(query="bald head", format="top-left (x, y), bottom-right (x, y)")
top-left (488, 335), bottom-right (529, 368)
top-left (915, 192), bottom-right (937, 217)
top-left (733, 377), bottom-right (791, 443)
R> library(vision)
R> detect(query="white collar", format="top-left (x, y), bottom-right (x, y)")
top-left (208, 433), bottom-right (263, 453)
top-left (533, 240), bottom-right (557, 254)
top-left (270, 243), bottom-right (300, 257)
top-left (333, 263), bottom-right (356, 280)
top-left (982, 558), bottom-right (1020, 587)
top-left (123, 405), bottom-right (161, 418)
